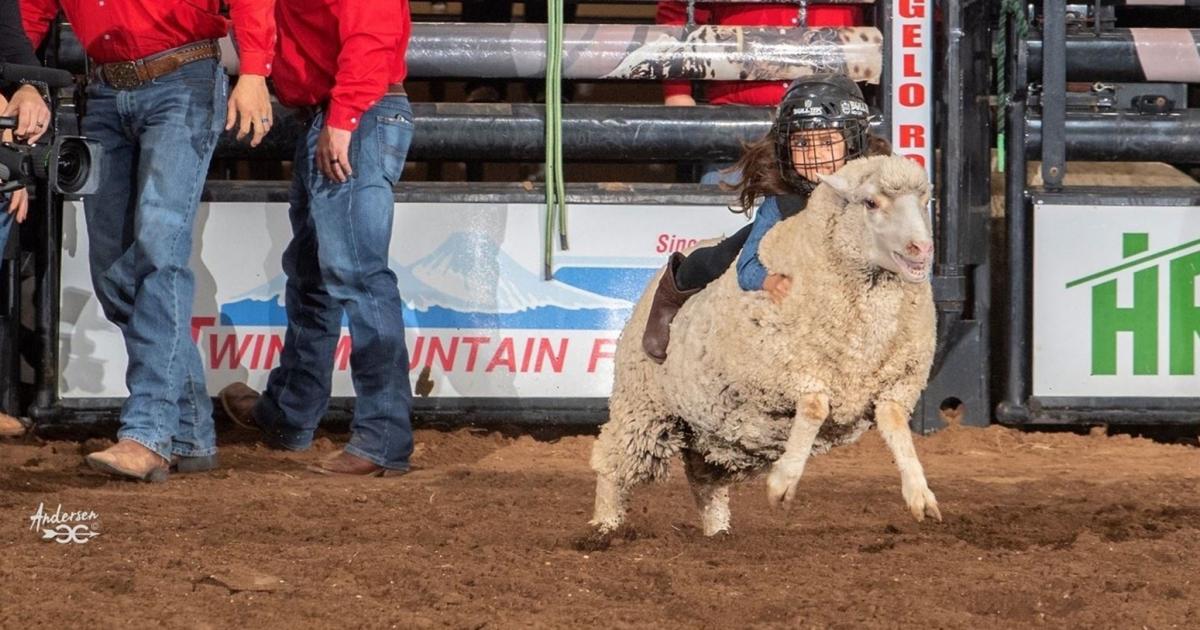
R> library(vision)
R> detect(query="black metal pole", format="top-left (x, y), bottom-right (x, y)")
top-left (1026, 111), bottom-right (1200, 162)
top-left (939, 0), bottom-right (962, 275)
top-left (1027, 29), bottom-right (1200, 81)
top-left (1041, 0), bottom-right (1066, 188)
top-left (30, 25), bottom-right (67, 425)
top-left (1000, 9), bottom-right (1032, 423)
top-left (30, 189), bottom-right (60, 422)
top-left (217, 103), bottom-right (777, 162)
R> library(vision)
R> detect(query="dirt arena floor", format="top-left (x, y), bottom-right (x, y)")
top-left (0, 422), bottom-right (1197, 629)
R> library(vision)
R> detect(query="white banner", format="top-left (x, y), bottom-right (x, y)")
top-left (1033, 203), bottom-right (1200, 397)
top-left (890, 0), bottom-right (934, 179)
top-left (58, 200), bottom-right (748, 399)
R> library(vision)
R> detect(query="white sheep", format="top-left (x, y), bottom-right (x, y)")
top-left (588, 155), bottom-right (941, 539)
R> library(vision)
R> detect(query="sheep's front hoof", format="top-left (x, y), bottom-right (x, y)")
top-left (572, 528), bottom-right (615, 552)
top-left (903, 483), bottom-right (942, 523)
top-left (572, 524), bottom-right (639, 552)
top-left (766, 464), bottom-right (802, 509)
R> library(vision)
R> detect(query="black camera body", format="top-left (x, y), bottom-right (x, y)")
top-left (0, 128), bottom-right (102, 196)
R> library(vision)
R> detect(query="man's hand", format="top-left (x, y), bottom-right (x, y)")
top-left (316, 124), bottom-right (353, 183)
top-left (225, 74), bottom-right (272, 147)
top-left (763, 273), bottom-right (792, 304)
top-left (2, 85), bottom-right (51, 145)
top-left (7, 187), bottom-right (29, 223)
top-left (664, 94), bottom-right (696, 107)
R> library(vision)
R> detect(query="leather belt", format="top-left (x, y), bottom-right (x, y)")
top-left (93, 40), bottom-right (220, 90)
top-left (292, 83), bottom-right (408, 123)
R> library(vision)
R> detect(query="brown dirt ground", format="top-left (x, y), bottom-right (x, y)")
top-left (0, 423), bottom-right (1197, 629)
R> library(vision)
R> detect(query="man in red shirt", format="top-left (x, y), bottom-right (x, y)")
top-left (22, 0), bottom-right (276, 480)
top-left (219, 0), bottom-right (416, 476)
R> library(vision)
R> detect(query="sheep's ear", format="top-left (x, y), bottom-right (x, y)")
top-left (817, 173), bottom-right (854, 198)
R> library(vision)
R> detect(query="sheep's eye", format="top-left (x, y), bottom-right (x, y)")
top-left (864, 198), bottom-right (879, 210)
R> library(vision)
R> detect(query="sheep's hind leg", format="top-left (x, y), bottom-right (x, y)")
top-left (588, 405), bottom-right (681, 535)
top-left (875, 401), bottom-right (942, 523)
top-left (766, 393), bottom-right (830, 508)
top-left (683, 449), bottom-right (732, 537)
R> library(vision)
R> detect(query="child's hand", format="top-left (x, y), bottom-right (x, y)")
top-left (763, 273), bottom-right (792, 304)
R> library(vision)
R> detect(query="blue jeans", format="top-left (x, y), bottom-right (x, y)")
top-left (254, 95), bottom-right (416, 470)
top-left (0, 196), bottom-right (11, 255)
top-left (82, 58), bottom-right (226, 460)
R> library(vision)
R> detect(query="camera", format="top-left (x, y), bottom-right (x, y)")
top-left (0, 126), bottom-right (102, 196)
top-left (0, 63), bottom-right (102, 196)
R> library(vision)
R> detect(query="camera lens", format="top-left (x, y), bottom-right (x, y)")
top-left (53, 139), bottom-right (92, 195)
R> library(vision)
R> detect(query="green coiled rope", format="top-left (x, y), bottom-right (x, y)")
top-left (994, 0), bottom-right (1029, 173)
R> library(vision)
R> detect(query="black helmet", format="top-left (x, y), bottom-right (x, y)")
top-left (773, 74), bottom-right (870, 192)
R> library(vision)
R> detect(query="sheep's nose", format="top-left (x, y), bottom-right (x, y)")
top-left (907, 240), bottom-right (934, 258)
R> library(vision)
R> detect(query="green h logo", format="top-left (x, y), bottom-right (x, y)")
top-left (1066, 233), bottom-right (1200, 376)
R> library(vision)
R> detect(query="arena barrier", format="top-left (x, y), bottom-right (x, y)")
top-left (1026, 29), bottom-right (1200, 82)
top-left (405, 23), bottom-right (883, 83)
top-left (219, 103), bottom-right (779, 163)
top-left (999, 0), bottom-right (1200, 426)
top-left (12, 0), bottom-right (997, 437)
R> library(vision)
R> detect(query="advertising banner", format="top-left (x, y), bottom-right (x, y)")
top-left (59, 200), bottom-right (747, 399)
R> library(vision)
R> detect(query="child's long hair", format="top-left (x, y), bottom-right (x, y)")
top-left (722, 133), bottom-right (894, 215)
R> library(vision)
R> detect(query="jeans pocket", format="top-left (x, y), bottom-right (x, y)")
top-left (376, 113), bottom-right (414, 186)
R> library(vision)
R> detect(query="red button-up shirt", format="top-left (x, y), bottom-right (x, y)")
top-left (21, 0), bottom-right (276, 76)
top-left (272, 0), bottom-right (410, 131)
top-left (657, 3), bottom-right (863, 107)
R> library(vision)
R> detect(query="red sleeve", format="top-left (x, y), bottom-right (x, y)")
top-left (227, 0), bottom-right (278, 76)
top-left (327, 0), bottom-right (408, 131)
top-left (20, 0), bottom-right (60, 49)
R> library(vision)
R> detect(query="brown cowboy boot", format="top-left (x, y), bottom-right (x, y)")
top-left (85, 439), bottom-right (170, 483)
top-left (307, 450), bottom-right (410, 477)
top-left (218, 382), bottom-right (261, 430)
top-left (642, 252), bottom-right (700, 364)
top-left (0, 413), bottom-right (27, 438)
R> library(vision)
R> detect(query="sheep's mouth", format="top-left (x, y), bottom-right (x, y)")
top-left (890, 251), bottom-right (931, 281)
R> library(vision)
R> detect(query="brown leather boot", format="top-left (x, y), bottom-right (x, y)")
top-left (218, 382), bottom-right (261, 430)
top-left (0, 413), bottom-right (27, 438)
top-left (306, 450), bottom-right (410, 477)
top-left (85, 439), bottom-right (170, 482)
top-left (642, 252), bottom-right (700, 364)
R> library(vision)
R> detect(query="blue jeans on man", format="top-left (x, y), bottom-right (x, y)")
top-left (252, 95), bottom-right (416, 471)
top-left (81, 58), bottom-right (225, 461)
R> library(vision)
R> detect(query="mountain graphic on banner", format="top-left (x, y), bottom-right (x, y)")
top-left (403, 231), bottom-right (631, 312)
top-left (218, 231), bottom-right (636, 330)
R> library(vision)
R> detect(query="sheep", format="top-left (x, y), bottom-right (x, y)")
top-left (587, 154), bottom-right (941, 539)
